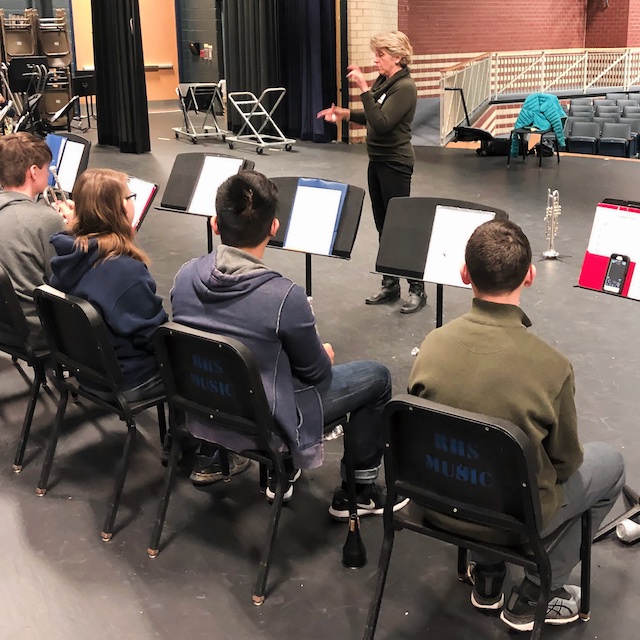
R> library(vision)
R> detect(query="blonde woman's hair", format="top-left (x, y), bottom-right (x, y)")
top-left (370, 31), bottom-right (413, 67)
top-left (71, 168), bottom-right (150, 266)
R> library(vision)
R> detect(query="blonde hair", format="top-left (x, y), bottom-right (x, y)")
top-left (370, 31), bottom-right (413, 67)
top-left (71, 168), bottom-right (150, 266)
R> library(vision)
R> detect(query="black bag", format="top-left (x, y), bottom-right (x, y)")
top-left (528, 141), bottom-right (555, 157)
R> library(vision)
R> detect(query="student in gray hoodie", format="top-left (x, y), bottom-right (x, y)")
top-left (0, 132), bottom-right (65, 349)
top-left (171, 171), bottom-right (409, 518)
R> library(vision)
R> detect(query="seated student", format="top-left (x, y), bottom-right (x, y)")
top-left (49, 168), bottom-right (167, 402)
top-left (408, 219), bottom-right (625, 631)
top-left (171, 170), bottom-right (409, 517)
top-left (0, 132), bottom-right (66, 350)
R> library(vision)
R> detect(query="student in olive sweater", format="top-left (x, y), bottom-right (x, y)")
top-left (318, 31), bottom-right (425, 314)
top-left (408, 219), bottom-right (624, 632)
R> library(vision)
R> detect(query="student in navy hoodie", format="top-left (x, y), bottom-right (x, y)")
top-left (49, 168), bottom-right (167, 402)
top-left (171, 170), bottom-right (410, 519)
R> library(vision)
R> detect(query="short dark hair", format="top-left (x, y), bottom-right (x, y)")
top-left (0, 132), bottom-right (52, 188)
top-left (215, 171), bottom-right (278, 248)
top-left (465, 219), bottom-right (532, 294)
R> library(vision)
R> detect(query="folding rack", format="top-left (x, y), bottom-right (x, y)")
top-left (226, 87), bottom-right (296, 155)
top-left (172, 82), bottom-right (228, 144)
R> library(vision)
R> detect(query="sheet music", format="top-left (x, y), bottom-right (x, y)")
top-left (56, 139), bottom-right (85, 193)
top-left (423, 206), bottom-right (495, 287)
top-left (188, 156), bottom-right (244, 216)
top-left (128, 176), bottom-right (157, 230)
top-left (284, 185), bottom-right (343, 255)
top-left (587, 204), bottom-right (640, 258)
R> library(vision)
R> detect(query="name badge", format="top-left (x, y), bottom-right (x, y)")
top-left (377, 93), bottom-right (386, 105)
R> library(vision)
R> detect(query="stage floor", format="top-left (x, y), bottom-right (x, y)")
top-left (0, 113), bottom-right (638, 639)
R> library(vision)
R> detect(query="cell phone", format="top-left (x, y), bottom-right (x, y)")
top-left (602, 254), bottom-right (630, 295)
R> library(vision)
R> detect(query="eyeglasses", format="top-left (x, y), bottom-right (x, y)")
top-left (125, 193), bottom-right (137, 201)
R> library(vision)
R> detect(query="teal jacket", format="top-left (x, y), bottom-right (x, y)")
top-left (510, 93), bottom-right (566, 156)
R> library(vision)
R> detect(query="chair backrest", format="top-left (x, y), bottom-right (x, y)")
top-left (623, 105), bottom-right (640, 117)
top-left (564, 115), bottom-right (590, 136)
top-left (383, 395), bottom-right (543, 537)
top-left (33, 285), bottom-right (123, 389)
top-left (619, 117), bottom-right (640, 133)
top-left (596, 99), bottom-right (616, 106)
top-left (606, 92), bottom-right (627, 101)
top-left (154, 322), bottom-right (278, 448)
top-left (601, 122), bottom-right (631, 140)
top-left (0, 263), bottom-right (31, 356)
top-left (592, 116), bottom-right (618, 134)
top-left (570, 121), bottom-right (600, 138)
top-left (596, 104), bottom-right (622, 116)
top-left (617, 99), bottom-right (639, 108)
top-left (568, 105), bottom-right (593, 118)
top-left (569, 97), bottom-right (592, 106)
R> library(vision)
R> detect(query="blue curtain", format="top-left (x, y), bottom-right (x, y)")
top-left (279, 0), bottom-right (336, 142)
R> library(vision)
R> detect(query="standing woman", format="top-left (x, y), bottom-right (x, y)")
top-left (49, 168), bottom-right (168, 401)
top-left (318, 31), bottom-right (424, 313)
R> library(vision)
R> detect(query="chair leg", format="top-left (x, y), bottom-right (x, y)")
top-left (507, 131), bottom-right (514, 166)
top-left (362, 526), bottom-right (396, 640)
top-left (259, 463), bottom-right (268, 492)
top-left (13, 365), bottom-right (45, 472)
top-left (342, 425), bottom-right (366, 569)
top-left (36, 387), bottom-right (69, 496)
top-left (101, 421), bottom-right (137, 541)
top-left (579, 510), bottom-right (592, 621)
top-left (457, 547), bottom-right (468, 581)
top-left (252, 456), bottom-right (287, 606)
top-left (156, 403), bottom-right (167, 445)
top-left (148, 434), bottom-right (182, 557)
top-left (531, 560), bottom-right (552, 640)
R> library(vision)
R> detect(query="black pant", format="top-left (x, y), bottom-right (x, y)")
top-left (367, 160), bottom-right (423, 292)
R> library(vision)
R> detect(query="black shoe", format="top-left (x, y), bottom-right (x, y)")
top-left (467, 561), bottom-right (506, 611)
top-left (400, 290), bottom-right (427, 314)
top-left (328, 483), bottom-right (410, 521)
top-left (190, 452), bottom-right (252, 486)
top-left (365, 278), bottom-right (401, 305)
top-left (500, 577), bottom-right (580, 631)
top-left (266, 468), bottom-right (302, 503)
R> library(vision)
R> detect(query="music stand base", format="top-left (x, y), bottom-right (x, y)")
top-left (594, 484), bottom-right (640, 542)
top-left (542, 250), bottom-right (560, 259)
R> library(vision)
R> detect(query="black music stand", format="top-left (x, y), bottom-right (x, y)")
top-left (156, 152), bottom-right (254, 252)
top-left (72, 72), bottom-right (96, 131)
top-left (268, 177), bottom-right (365, 296)
top-left (375, 197), bottom-right (507, 327)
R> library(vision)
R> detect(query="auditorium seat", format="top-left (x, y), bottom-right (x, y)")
top-left (599, 123), bottom-right (633, 157)
top-left (566, 122), bottom-right (599, 154)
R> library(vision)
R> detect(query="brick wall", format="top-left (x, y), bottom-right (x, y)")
top-left (627, 0), bottom-right (640, 46)
top-left (347, 0), bottom-right (398, 141)
top-left (585, 0), bottom-right (630, 48)
top-left (403, 0), bottom-right (587, 53)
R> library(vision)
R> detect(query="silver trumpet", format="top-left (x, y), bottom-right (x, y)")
top-left (43, 164), bottom-right (68, 209)
top-left (543, 188), bottom-right (561, 259)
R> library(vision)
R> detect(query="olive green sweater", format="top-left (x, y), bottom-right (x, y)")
top-left (350, 66), bottom-right (416, 167)
top-left (408, 299), bottom-right (583, 536)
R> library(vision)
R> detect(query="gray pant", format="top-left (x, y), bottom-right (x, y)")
top-left (475, 441), bottom-right (625, 589)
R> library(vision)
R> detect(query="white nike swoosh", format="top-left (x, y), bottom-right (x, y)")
top-left (356, 500), bottom-right (376, 509)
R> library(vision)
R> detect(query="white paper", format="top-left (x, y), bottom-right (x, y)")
top-left (56, 139), bottom-right (85, 193)
top-left (283, 185), bottom-right (342, 255)
top-left (188, 156), bottom-right (243, 216)
top-left (127, 176), bottom-right (157, 230)
top-left (587, 204), bottom-right (640, 258)
top-left (423, 206), bottom-right (495, 287)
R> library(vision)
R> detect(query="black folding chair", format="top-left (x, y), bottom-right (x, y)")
top-left (0, 265), bottom-right (51, 472)
top-left (148, 322), bottom-right (361, 605)
top-left (33, 285), bottom-right (167, 541)
top-left (363, 395), bottom-right (591, 640)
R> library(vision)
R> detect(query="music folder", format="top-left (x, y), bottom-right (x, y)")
top-left (128, 176), bottom-right (158, 231)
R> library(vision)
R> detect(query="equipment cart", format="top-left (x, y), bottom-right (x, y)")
top-left (226, 87), bottom-right (296, 154)
top-left (173, 82), bottom-right (227, 144)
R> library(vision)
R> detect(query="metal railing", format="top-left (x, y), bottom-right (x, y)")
top-left (440, 54), bottom-right (491, 146)
top-left (440, 47), bottom-right (640, 145)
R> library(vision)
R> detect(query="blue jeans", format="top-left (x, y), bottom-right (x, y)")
top-left (315, 360), bottom-right (392, 484)
top-left (474, 442), bottom-right (625, 589)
